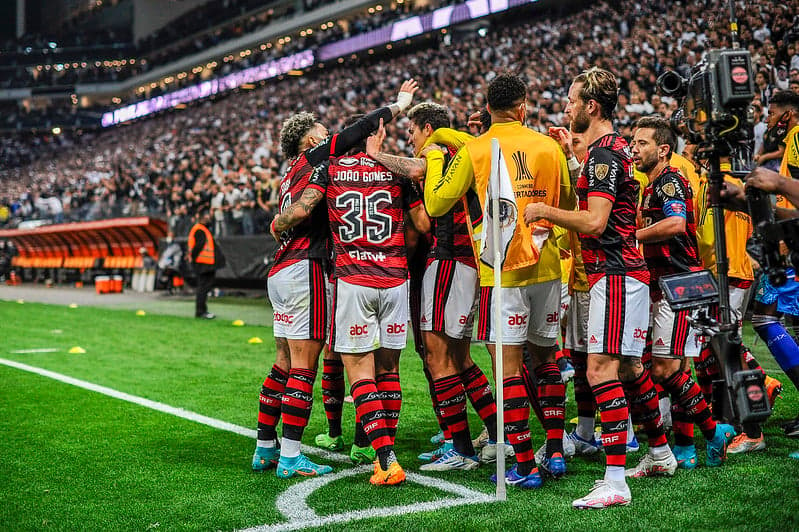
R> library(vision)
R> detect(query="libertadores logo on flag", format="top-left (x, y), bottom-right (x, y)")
top-left (480, 143), bottom-right (518, 269)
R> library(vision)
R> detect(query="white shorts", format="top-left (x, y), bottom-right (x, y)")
top-left (268, 260), bottom-right (329, 340)
top-left (587, 275), bottom-right (649, 357)
top-left (650, 298), bottom-right (701, 358)
top-left (560, 282), bottom-right (571, 322)
top-left (565, 290), bottom-right (590, 351)
top-left (330, 279), bottom-right (409, 354)
top-left (477, 279), bottom-right (561, 346)
top-left (420, 259), bottom-right (478, 339)
top-left (729, 284), bottom-right (750, 332)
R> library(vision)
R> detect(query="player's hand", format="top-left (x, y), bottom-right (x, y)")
top-left (396, 79), bottom-right (419, 111)
top-left (719, 180), bottom-right (747, 212)
top-left (548, 126), bottom-right (574, 158)
top-left (467, 110), bottom-right (483, 130)
top-left (269, 220), bottom-right (281, 242)
top-left (366, 118), bottom-right (387, 158)
top-left (524, 202), bottom-right (549, 224)
top-left (745, 167), bottom-right (785, 194)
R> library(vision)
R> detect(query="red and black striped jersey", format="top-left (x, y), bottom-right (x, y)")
top-left (640, 165), bottom-right (701, 300)
top-left (426, 147), bottom-right (479, 268)
top-left (270, 153), bottom-right (330, 275)
top-left (269, 106), bottom-right (395, 276)
top-left (325, 152), bottom-right (421, 288)
top-left (576, 133), bottom-right (649, 286)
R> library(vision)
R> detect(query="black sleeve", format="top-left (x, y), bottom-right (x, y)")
top-left (191, 229), bottom-right (206, 262)
top-left (585, 147), bottom-right (625, 200)
top-left (305, 107), bottom-right (394, 166)
top-left (308, 160), bottom-right (330, 190)
top-left (657, 171), bottom-right (689, 203)
top-left (403, 179), bottom-right (423, 210)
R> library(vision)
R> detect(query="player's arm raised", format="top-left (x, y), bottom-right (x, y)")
top-left (306, 80), bottom-right (419, 165)
top-left (366, 118), bottom-right (426, 179)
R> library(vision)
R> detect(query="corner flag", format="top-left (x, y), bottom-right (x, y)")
top-left (480, 142), bottom-right (518, 270)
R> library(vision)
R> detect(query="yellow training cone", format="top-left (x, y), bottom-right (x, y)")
top-left (136, 310), bottom-right (146, 316)
top-left (569, 417), bottom-right (579, 425)
top-left (68, 303), bottom-right (79, 308)
top-left (16, 299), bottom-right (24, 304)
top-left (68, 346), bottom-right (86, 354)
top-left (232, 319), bottom-right (245, 327)
top-left (248, 337), bottom-right (263, 344)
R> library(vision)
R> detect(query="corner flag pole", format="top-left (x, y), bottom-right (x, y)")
top-left (490, 138), bottom-right (506, 501)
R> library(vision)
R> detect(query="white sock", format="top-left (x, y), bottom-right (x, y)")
top-left (626, 414), bottom-right (635, 442)
top-left (651, 444), bottom-right (672, 459)
top-left (576, 417), bottom-right (595, 440)
top-left (659, 396), bottom-right (671, 420)
top-left (281, 437), bottom-right (301, 458)
top-left (604, 465), bottom-right (626, 482)
top-left (256, 439), bottom-right (276, 449)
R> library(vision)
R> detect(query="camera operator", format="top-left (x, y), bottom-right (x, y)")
top-left (719, 91), bottom-right (799, 438)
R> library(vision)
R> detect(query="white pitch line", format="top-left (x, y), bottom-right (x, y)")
top-left (10, 348), bottom-right (59, 354)
top-left (0, 357), bottom-right (348, 463)
top-left (0, 357), bottom-right (497, 530)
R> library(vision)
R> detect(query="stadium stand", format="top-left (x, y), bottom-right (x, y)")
top-left (1, 0), bottom-right (797, 243)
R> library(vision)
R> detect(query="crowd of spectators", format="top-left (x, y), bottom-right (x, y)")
top-left (0, 0), bottom-right (441, 91)
top-left (1, 0), bottom-right (798, 239)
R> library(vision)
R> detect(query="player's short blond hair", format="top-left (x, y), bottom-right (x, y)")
top-left (573, 67), bottom-right (618, 120)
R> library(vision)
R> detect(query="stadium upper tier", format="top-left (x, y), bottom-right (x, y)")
top-left (0, 0), bottom-right (445, 92)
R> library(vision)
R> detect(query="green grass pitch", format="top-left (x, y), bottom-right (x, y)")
top-left (1, 300), bottom-right (798, 531)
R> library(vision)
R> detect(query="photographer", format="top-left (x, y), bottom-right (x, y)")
top-left (747, 167), bottom-right (799, 438)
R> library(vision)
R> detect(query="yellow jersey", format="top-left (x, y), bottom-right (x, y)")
top-left (777, 124), bottom-right (799, 209)
top-left (695, 167), bottom-right (754, 281)
top-left (424, 121), bottom-right (572, 287)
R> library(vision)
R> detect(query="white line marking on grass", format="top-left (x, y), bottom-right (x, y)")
top-left (10, 348), bottom-right (59, 354)
top-left (245, 467), bottom-right (493, 532)
top-left (0, 358), bottom-right (496, 530)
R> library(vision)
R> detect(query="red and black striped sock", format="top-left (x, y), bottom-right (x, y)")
top-left (460, 364), bottom-right (497, 441)
top-left (521, 354), bottom-right (546, 426)
top-left (433, 375), bottom-right (475, 456)
top-left (571, 351), bottom-right (595, 419)
top-left (425, 367), bottom-right (452, 440)
top-left (280, 367), bottom-right (316, 443)
top-left (695, 345), bottom-right (719, 404)
top-left (534, 362), bottom-right (566, 456)
top-left (504, 376), bottom-right (536, 476)
top-left (257, 364), bottom-right (288, 442)
top-left (376, 372), bottom-right (402, 446)
top-left (671, 402), bottom-right (695, 447)
top-left (321, 358), bottom-right (345, 438)
top-left (353, 415), bottom-right (370, 448)
top-left (622, 370), bottom-right (668, 448)
top-left (351, 379), bottom-right (393, 469)
top-left (663, 370), bottom-right (717, 440)
top-left (593, 380), bottom-right (628, 468)
top-left (742, 347), bottom-right (765, 374)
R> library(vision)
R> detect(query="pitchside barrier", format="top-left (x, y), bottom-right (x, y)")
top-left (1, 217), bottom-right (166, 283)
top-left (1, 218), bottom-right (279, 288)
